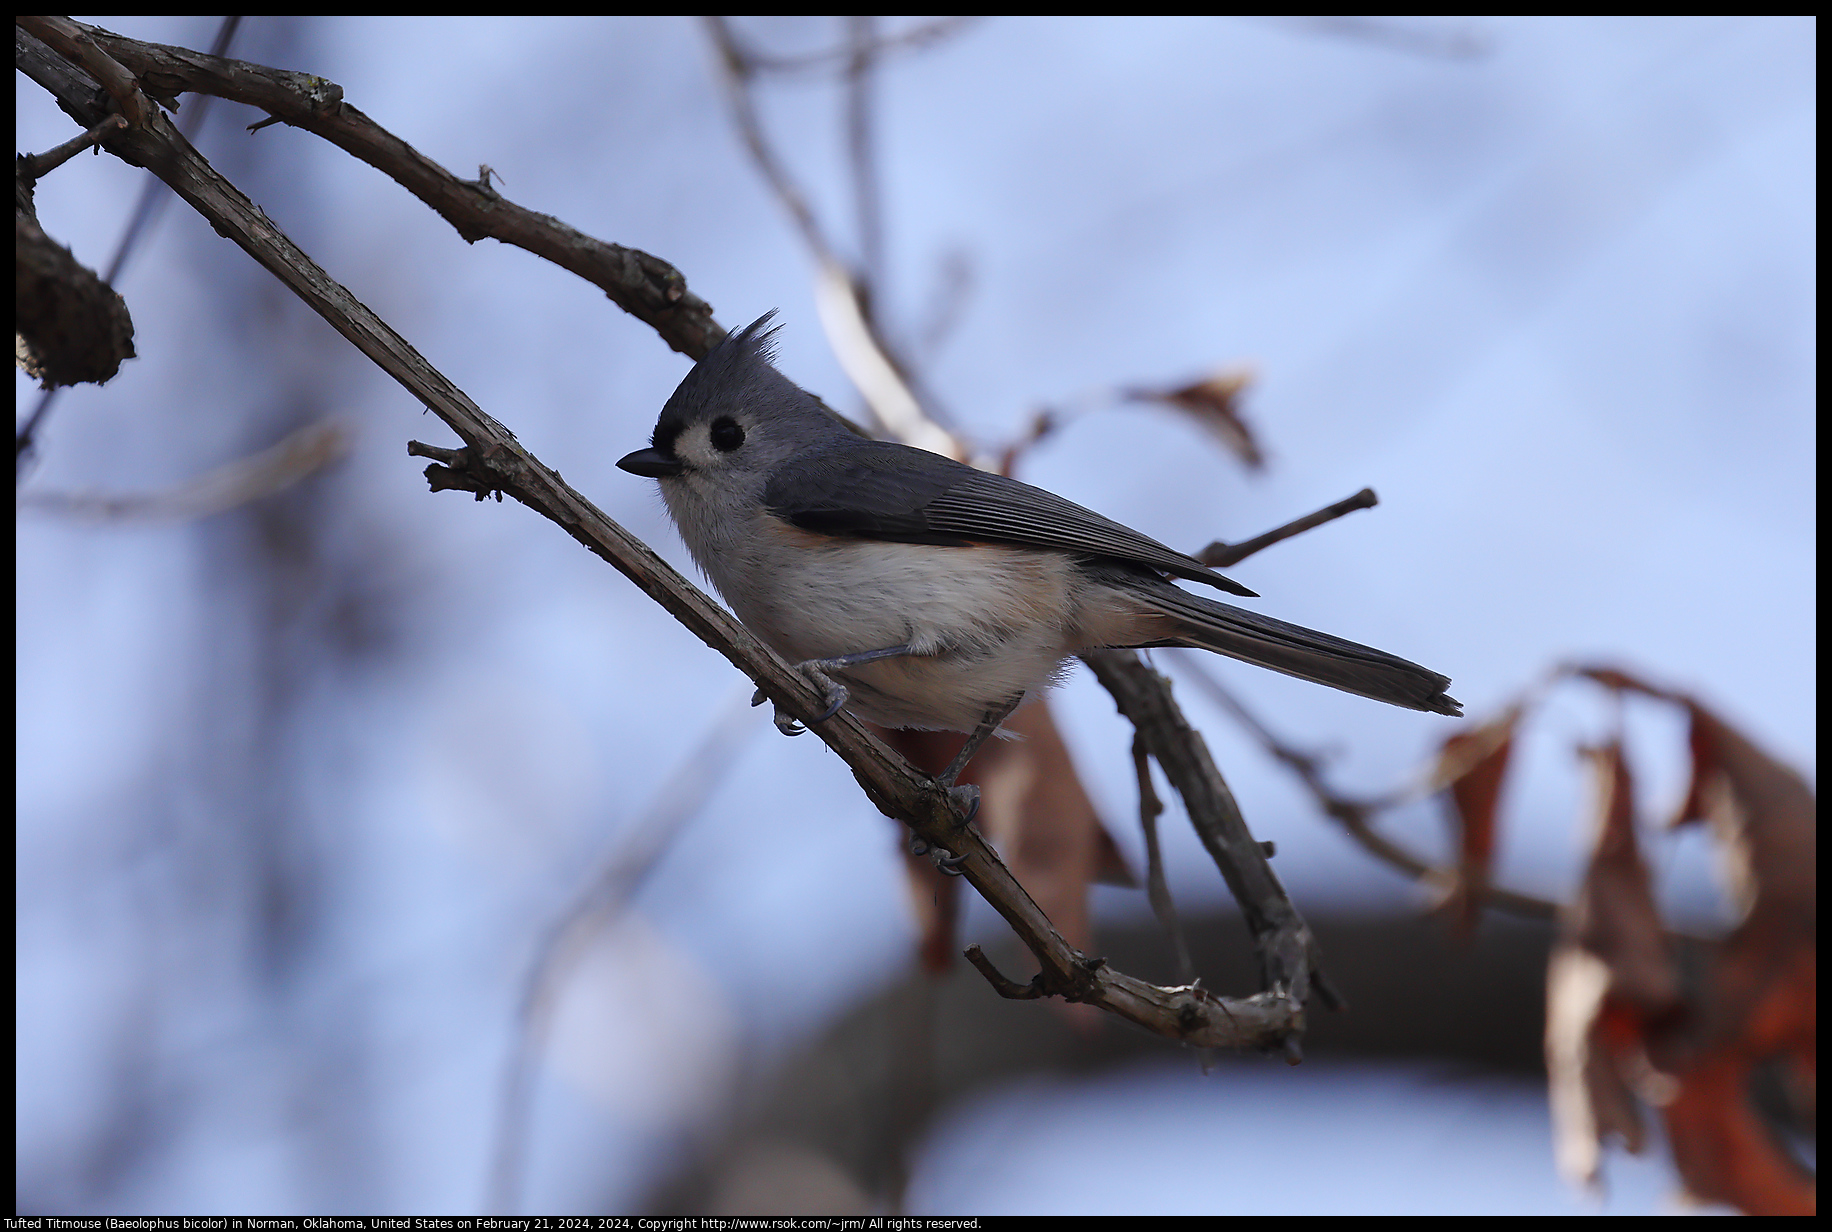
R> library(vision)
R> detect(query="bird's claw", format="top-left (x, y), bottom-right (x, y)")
top-left (754, 665), bottom-right (850, 736)
top-left (811, 688), bottom-right (847, 723)
top-left (908, 832), bottom-right (969, 875)
top-left (947, 782), bottom-right (980, 828)
top-left (791, 661), bottom-right (849, 727)
top-left (798, 664), bottom-right (847, 717)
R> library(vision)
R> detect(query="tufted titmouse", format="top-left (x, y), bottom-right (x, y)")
top-left (619, 314), bottom-right (1458, 768)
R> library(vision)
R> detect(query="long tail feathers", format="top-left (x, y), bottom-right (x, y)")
top-left (1138, 585), bottom-right (1462, 716)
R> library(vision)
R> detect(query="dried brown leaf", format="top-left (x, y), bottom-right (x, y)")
top-left (967, 701), bottom-right (1109, 960)
top-left (1672, 701), bottom-right (1816, 925)
top-left (1572, 744), bottom-right (1679, 1008)
top-left (1547, 944), bottom-right (1649, 1182)
top-left (1542, 688), bottom-right (1816, 1213)
top-left (1573, 665), bottom-right (1651, 695)
top-left (1547, 742), bottom-right (1682, 1189)
top-left (1659, 702), bottom-right (1817, 1212)
top-left (1124, 368), bottom-right (1264, 470)
top-left (1662, 1041), bottom-right (1817, 1215)
top-left (1435, 708), bottom-right (1520, 933)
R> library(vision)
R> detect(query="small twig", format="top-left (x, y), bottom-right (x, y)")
top-left (1083, 650), bottom-right (1323, 1007)
top-left (963, 945), bottom-right (1045, 999)
top-left (1132, 735), bottom-right (1195, 985)
top-left (1256, 15), bottom-right (1491, 60)
top-left (19, 421), bottom-right (349, 522)
top-left (408, 439), bottom-right (510, 500)
top-left (845, 15), bottom-right (885, 308)
top-left (16, 114), bottom-right (129, 180)
top-left (701, 15), bottom-right (837, 265)
top-left (1198, 487), bottom-right (1380, 569)
top-left (739, 16), bottom-right (982, 74)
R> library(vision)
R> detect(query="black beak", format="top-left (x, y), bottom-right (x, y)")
top-left (617, 447), bottom-right (684, 478)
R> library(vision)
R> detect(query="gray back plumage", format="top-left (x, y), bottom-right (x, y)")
top-left (651, 311), bottom-right (1254, 595)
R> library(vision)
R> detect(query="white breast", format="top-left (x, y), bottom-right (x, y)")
top-left (704, 512), bottom-right (1088, 730)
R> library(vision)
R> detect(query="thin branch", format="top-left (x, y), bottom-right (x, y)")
top-left (62, 20), bottom-right (721, 360)
top-left (18, 22), bottom-right (1300, 1054)
top-left (701, 15), bottom-right (837, 264)
top-left (1256, 15), bottom-right (1491, 61)
top-left (16, 114), bottom-right (128, 179)
top-left (704, 17), bottom-right (962, 455)
top-left (963, 944), bottom-right (1045, 999)
top-left (739, 16), bottom-right (982, 74)
top-left (16, 16), bottom-right (240, 480)
top-left (18, 421), bottom-right (349, 522)
top-left (845, 15), bottom-right (885, 308)
top-left (1133, 735), bottom-right (1195, 985)
top-left (490, 686), bottom-right (763, 1216)
top-left (1083, 649), bottom-right (1327, 1015)
top-left (1197, 487), bottom-right (1380, 569)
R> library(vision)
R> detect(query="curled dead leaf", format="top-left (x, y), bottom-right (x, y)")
top-left (1123, 367), bottom-right (1264, 470)
top-left (1435, 707), bottom-right (1521, 933)
top-left (1535, 674), bottom-right (1816, 1213)
top-left (1547, 742), bottom-right (1684, 1190)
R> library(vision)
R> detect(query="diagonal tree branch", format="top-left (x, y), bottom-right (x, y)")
top-left (17, 19), bottom-right (1300, 1052)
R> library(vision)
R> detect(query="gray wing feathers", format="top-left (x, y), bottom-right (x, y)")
top-left (924, 472), bottom-right (1256, 596)
top-left (767, 443), bottom-right (1254, 594)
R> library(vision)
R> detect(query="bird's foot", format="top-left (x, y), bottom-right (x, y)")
top-left (908, 831), bottom-right (970, 875)
top-left (751, 662), bottom-right (849, 736)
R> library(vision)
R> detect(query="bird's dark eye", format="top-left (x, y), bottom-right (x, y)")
top-left (709, 416), bottom-right (745, 452)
